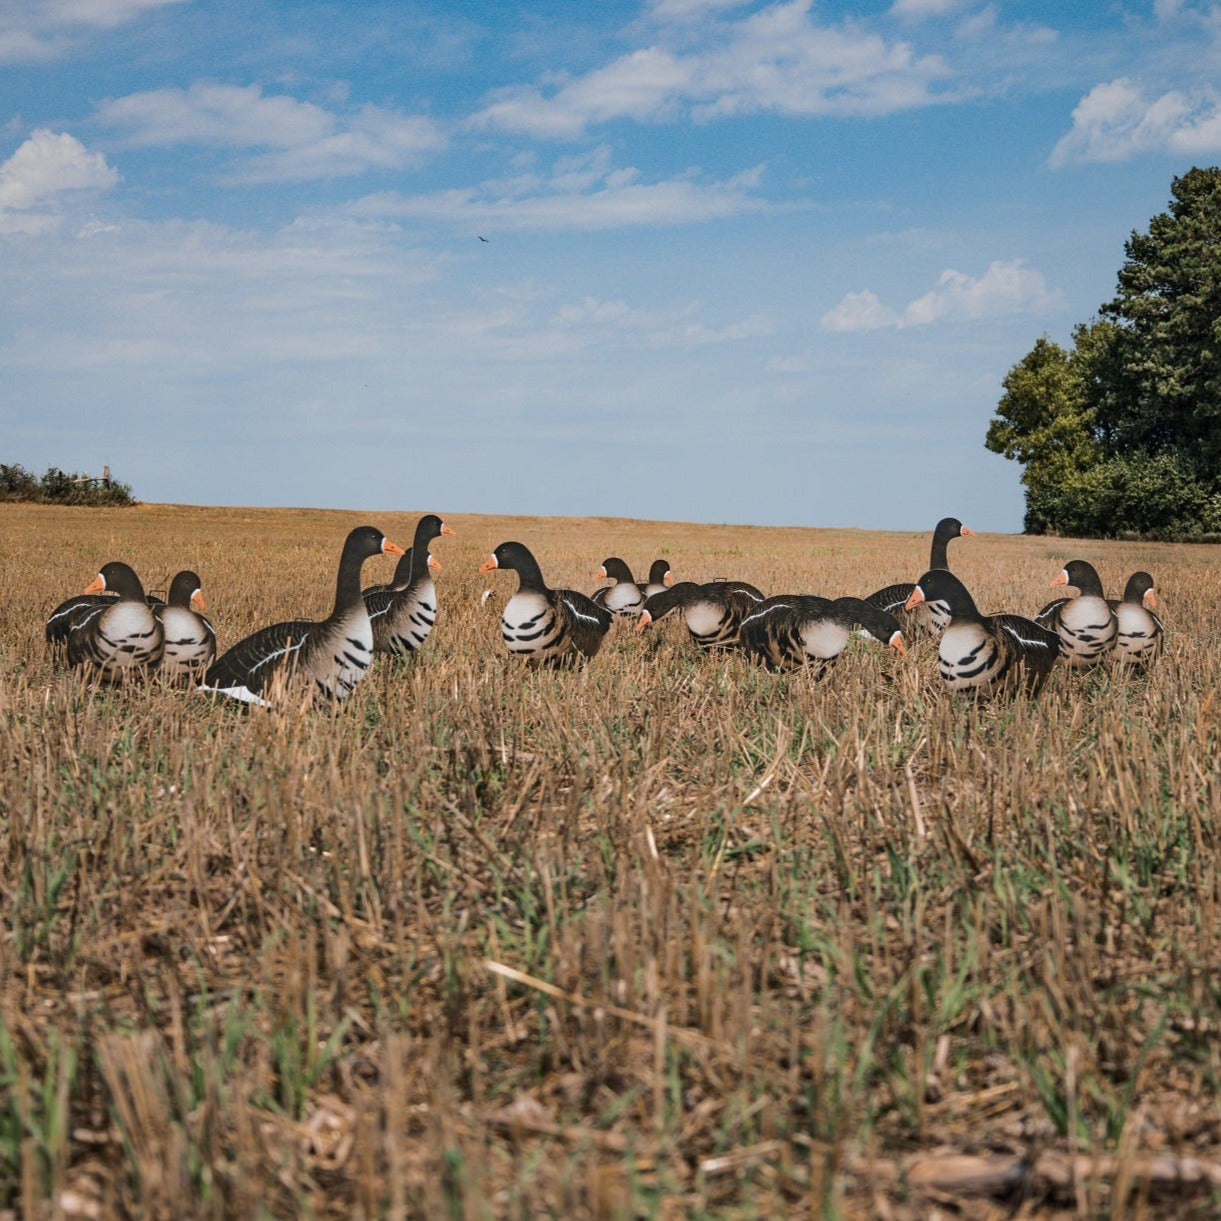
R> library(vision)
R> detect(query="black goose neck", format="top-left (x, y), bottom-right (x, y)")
top-left (928, 518), bottom-right (963, 569)
top-left (333, 528), bottom-right (382, 617)
top-left (497, 543), bottom-right (548, 592)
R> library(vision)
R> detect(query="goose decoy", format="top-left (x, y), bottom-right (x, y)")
top-left (738, 595), bottom-right (905, 676)
top-left (1109, 571), bottom-right (1163, 667)
top-left (642, 559), bottom-right (674, 599)
top-left (865, 517), bottom-right (976, 637)
top-left (46, 561), bottom-right (164, 679)
top-left (591, 557), bottom-right (646, 617)
top-left (364, 514), bottom-right (456, 656)
top-left (1034, 560), bottom-right (1119, 669)
top-left (46, 590), bottom-right (114, 651)
top-left (635, 579), bottom-right (764, 652)
top-left (362, 547), bottom-right (439, 596)
top-left (905, 569), bottom-right (1059, 697)
top-left (200, 525), bottom-right (404, 705)
top-left (155, 570), bottom-right (216, 680)
top-left (480, 541), bottom-right (613, 666)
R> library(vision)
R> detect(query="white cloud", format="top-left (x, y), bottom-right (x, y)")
top-left (348, 148), bottom-right (776, 232)
top-left (821, 260), bottom-right (1061, 332)
top-left (820, 289), bottom-right (899, 333)
top-left (472, 0), bottom-right (953, 138)
top-left (0, 129), bottom-right (119, 235)
top-left (554, 296), bottom-right (637, 327)
top-left (95, 83), bottom-right (446, 182)
top-left (648, 0), bottom-right (754, 19)
top-left (1048, 78), bottom-right (1221, 166)
top-left (647, 314), bottom-right (775, 346)
top-left (889, 0), bottom-right (973, 19)
top-left (548, 294), bottom-right (773, 348)
top-left (0, 0), bottom-right (185, 62)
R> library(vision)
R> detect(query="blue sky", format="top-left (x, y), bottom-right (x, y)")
top-left (0, 0), bottom-right (1215, 531)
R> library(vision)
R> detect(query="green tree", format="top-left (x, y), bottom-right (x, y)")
top-left (984, 326), bottom-right (1105, 534)
top-left (988, 167), bottom-right (1221, 539)
top-left (1098, 166), bottom-right (1221, 474)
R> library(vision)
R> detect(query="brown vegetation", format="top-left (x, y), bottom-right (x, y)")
top-left (1, 502), bottom-right (1219, 1218)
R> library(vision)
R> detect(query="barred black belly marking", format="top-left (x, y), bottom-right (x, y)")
top-left (371, 583), bottom-right (438, 656)
top-left (1054, 596), bottom-right (1117, 667)
top-left (503, 594), bottom-right (568, 660)
top-left (939, 626), bottom-right (1005, 691)
top-left (1114, 604), bottom-right (1161, 664)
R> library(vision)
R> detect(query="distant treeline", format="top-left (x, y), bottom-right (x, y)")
top-left (1, 463), bottom-right (136, 507)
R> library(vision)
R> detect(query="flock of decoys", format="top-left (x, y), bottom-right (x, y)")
top-left (44, 515), bottom-right (1164, 707)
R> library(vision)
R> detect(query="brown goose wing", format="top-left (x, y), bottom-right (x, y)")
top-left (201, 619), bottom-right (315, 700)
top-left (865, 582), bottom-right (914, 616)
top-left (46, 594), bottom-right (115, 647)
top-left (556, 589), bottom-right (613, 658)
top-left (994, 614), bottom-right (1060, 695)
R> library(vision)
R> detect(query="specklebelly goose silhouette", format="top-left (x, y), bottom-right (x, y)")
top-left (46, 561), bottom-right (164, 680)
top-left (1034, 559), bottom-right (1119, 669)
top-left (905, 569), bottom-right (1059, 697)
top-left (642, 559), bottom-right (674, 599)
top-left (635, 580), bottom-right (764, 652)
top-left (480, 541), bottom-right (612, 666)
top-left (200, 525), bottom-right (404, 705)
top-left (155, 570), bottom-right (216, 680)
top-left (738, 595), bottom-right (905, 676)
top-left (364, 514), bottom-right (455, 656)
top-left (865, 516), bottom-right (975, 637)
top-left (1109, 571), bottom-right (1164, 668)
top-left (591, 557), bottom-right (646, 617)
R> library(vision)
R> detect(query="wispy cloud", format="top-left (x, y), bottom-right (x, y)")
top-left (348, 145), bottom-right (776, 232)
top-left (551, 295), bottom-right (774, 349)
top-left (472, 0), bottom-right (954, 138)
top-left (1049, 78), bottom-right (1221, 166)
top-left (889, 0), bottom-right (974, 20)
top-left (0, 0), bottom-right (186, 63)
top-left (821, 259), bottom-right (1062, 332)
top-left (0, 129), bottom-right (119, 235)
top-left (95, 82), bottom-right (447, 182)
top-left (647, 0), bottom-right (755, 19)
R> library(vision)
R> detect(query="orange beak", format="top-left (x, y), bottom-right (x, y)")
top-left (903, 587), bottom-right (925, 611)
top-left (890, 630), bottom-right (906, 655)
top-left (191, 590), bottom-right (206, 612)
top-left (635, 610), bottom-right (652, 634)
top-left (84, 574), bottom-right (106, 595)
top-left (1050, 570), bottom-right (1069, 588)
top-left (664, 572), bottom-right (674, 586)
top-left (479, 555), bottom-right (498, 575)
top-left (961, 526), bottom-right (976, 537)
top-left (595, 565), bottom-right (608, 579)
top-left (428, 554), bottom-right (442, 572)
top-left (382, 538), bottom-right (406, 557)
top-left (1144, 589), bottom-right (1157, 610)
top-left (441, 523), bottom-right (457, 537)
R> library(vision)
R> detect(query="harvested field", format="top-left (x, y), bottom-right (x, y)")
top-left (1, 502), bottom-right (1219, 1219)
